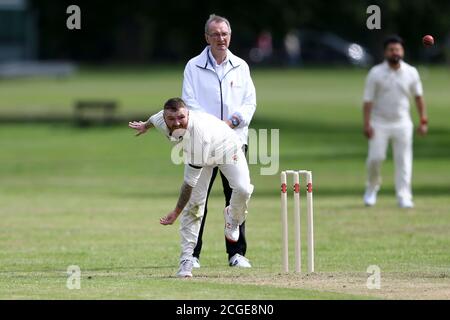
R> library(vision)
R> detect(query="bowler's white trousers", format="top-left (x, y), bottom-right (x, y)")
top-left (366, 120), bottom-right (413, 201)
top-left (179, 149), bottom-right (254, 262)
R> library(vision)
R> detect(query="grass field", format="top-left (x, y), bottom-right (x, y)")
top-left (0, 66), bottom-right (449, 299)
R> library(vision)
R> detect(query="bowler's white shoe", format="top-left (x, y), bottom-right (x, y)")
top-left (176, 259), bottom-right (193, 278)
top-left (398, 198), bottom-right (414, 209)
top-left (364, 188), bottom-right (378, 207)
top-left (192, 257), bottom-right (200, 269)
top-left (229, 254), bottom-right (252, 268)
top-left (224, 206), bottom-right (239, 243)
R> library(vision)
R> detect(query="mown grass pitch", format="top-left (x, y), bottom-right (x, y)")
top-left (0, 66), bottom-right (449, 299)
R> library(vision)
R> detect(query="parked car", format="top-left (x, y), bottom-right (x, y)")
top-left (248, 29), bottom-right (373, 67)
top-left (297, 30), bottom-right (373, 67)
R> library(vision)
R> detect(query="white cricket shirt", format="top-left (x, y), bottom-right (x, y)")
top-left (363, 60), bottom-right (423, 124)
top-left (149, 110), bottom-right (243, 187)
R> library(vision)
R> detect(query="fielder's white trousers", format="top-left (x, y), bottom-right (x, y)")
top-left (366, 121), bottom-right (413, 202)
top-left (179, 149), bottom-right (253, 262)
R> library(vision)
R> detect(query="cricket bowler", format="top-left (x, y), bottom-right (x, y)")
top-left (128, 98), bottom-right (254, 277)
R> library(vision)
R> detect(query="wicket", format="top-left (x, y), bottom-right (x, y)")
top-left (280, 170), bottom-right (314, 273)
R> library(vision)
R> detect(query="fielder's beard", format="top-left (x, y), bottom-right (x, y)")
top-left (387, 55), bottom-right (402, 65)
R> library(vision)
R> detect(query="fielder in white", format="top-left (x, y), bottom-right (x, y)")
top-left (128, 98), bottom-right (253, 277)
top-left (363, 35), bottom-right (428, 208)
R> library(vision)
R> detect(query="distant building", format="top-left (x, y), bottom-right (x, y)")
top-left (0, 0), bottom-right (37, 62)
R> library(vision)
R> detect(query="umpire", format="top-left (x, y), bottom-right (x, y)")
top-left (182, 14), bottom-right (257, 268)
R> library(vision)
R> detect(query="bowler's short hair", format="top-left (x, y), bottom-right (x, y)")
top-left (383, 35), bottom-right (404, 49)
top-left (205, 14), bottom-right (232, 34)
top-left (164, 98), bottom-right (187, 113)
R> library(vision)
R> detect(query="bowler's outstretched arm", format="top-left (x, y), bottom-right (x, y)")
top-left (160, 182), bottom-right (193, 225)
top-left (128, 120), bottom-right (154, 136)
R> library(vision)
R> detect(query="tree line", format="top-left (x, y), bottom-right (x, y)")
top-left (32, 0), bottom-right (450, 64)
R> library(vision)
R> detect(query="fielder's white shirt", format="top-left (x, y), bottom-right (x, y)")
top-left (149, 110), bottom-right (243, 187)
top-left (363, 60), bottom-right (423, 124)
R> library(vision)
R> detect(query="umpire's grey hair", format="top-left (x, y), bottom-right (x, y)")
top-left (204, 14), bottom-right (232, 34)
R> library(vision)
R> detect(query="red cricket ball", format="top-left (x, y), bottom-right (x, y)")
top-left (422, 35), bottom-right (434, 47)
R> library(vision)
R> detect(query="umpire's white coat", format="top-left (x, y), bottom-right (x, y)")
top-left (182, 46), bottom-right (257, 145)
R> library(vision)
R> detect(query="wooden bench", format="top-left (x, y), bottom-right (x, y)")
top-left (74, 100), bottom-right (117, 126)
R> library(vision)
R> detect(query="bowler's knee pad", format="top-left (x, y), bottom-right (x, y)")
top-left (235, 183), bottom-right (254, 200)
